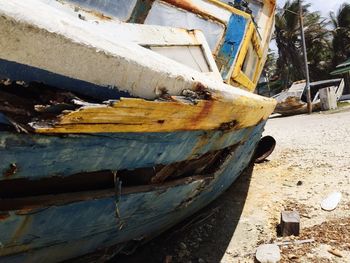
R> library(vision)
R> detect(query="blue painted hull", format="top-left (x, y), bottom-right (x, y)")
top-left (0, 125), bottom-right (257, 181)
top-left (0, 2), bottom-right (272, 260)
top-left (0, 122), bottom-right (264, 262)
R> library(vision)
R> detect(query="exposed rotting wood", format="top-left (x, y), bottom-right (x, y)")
top-left (0, 144), bottom-right (238, 211)
top-left (32, 95), bottom-right (273, 133)
top-left (151, 146), bottom-right (232, 184)
top-left (219, 120), bottom-right (238, 131)
top-left (0, 78), bottom-right (275, 134)
top-left (0, 176), bottom-right (212, 212)
top-left (0, 80), bottom-right (86, 132)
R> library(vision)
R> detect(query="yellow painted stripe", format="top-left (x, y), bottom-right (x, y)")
top-left (229, 22), bottom-right (259, 91)
top-left (232, 22), bottom-right (255, 79)
top-left (34, 96), bottom-right (276, 134)
top-left (251, 30), bottom-right (262, 58)
top-left (231, 20), bottom-right (267, 91)
top-left (252, 15), bottom-right (275, 85)
top-left (235, 71), bottom-right (255, 91)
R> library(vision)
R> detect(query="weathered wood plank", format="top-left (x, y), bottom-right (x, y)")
top-left (0, 121), bottom-right (262, 180)
top-left (280, 211), bottom-right (300, 237)
top-left (33, 96), bottom-right (275, 133)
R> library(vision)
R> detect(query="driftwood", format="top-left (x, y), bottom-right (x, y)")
top-left (274, 238), bottom-right (315, 246)
top-left (280, 211), bottom-right (300, 237)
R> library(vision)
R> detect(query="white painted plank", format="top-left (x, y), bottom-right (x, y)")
top-left (0, 0), bottom-right (273, 106)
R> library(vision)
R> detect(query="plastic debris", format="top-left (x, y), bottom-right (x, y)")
top-left (256, 244), bottom-right (281, 263)
top-left (321, 192), bottom-right (341, 211)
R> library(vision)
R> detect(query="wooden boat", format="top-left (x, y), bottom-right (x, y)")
top-left (0, 0), bottom-right (276, 262)
top-left (274, 79), bottom-right (344, 115)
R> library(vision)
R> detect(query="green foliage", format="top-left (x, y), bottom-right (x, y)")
top-left (271, 1), bottom-right (350, 90)
top-left (274, 0), bottom-right (332, 86)
top-left (330, 3), bottom-right (350, 66)
top-left (275, 0), bottom-right (306, 86)
top-left (263, 50), bottom-right (277, 77)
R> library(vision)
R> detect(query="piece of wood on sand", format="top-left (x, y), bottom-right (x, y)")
top-left (280, 211), bottom-right (300, 237)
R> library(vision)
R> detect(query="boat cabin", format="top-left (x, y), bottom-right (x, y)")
top-left (64, 0), bottom-right (276, 91)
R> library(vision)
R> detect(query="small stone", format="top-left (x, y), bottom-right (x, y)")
top-left (321, 192), bottom-right (342, 211)
top-left (198, 258), bottom-right (205, 263)
top-left (179, 242), bottom-right (187, 250)
top-left (297, 181), bottom-right (303, 186)
top-left (256, 244), bottom-right (281, 263)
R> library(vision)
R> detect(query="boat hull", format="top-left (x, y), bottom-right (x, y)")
top-left (0, 122), bottom-right (264, 262)
top-left (274, 97), bottom-right (321, 116)
top-left (0, 1), bottom-right (277, 261)
top-left (1, 123), bottom-right (259, 181)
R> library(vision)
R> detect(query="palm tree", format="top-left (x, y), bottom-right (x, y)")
top-left (275, 0), bottom-right (305, 87)
top-left (274, 0), bottom-right (332, 85)
top-left (304, 12), bottom-right (332, 80)
top-left (330, 3), bottom-right (350, 66)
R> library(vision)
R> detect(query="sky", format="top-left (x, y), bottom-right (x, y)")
top-left (277, 0), bottom-right (345, 18)
top-left (270, 0), bottom-right (346, 51)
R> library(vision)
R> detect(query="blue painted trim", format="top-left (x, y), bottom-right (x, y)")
top-left (0, 122), bottom-right (264, 263)
top-left (128, 0), bottom-right (154, 23)
top-left (0, 58), bottom-right (132, 100)
top-left (0, 124), bottom-right (260, 180)
top-left (217, 14), bottom-right (248, 80)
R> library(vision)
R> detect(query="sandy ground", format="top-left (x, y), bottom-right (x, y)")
top-left (112, 107), bottom-right (350, 263)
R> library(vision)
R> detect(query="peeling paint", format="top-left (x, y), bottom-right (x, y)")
top-left (30, 94), bottom-right (275, 134)
top-left (3, 163), bottom-right (17, 177)
top-left (0, 1), bottom-right (277, 261)
top-left (10, 216), bottom-right (32, 244)
top-left (0, 121), bottom-right (265, 262)
top-left (219, 120), bottom-right (239, 131)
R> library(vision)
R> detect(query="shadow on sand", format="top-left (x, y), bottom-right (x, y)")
top-left (110, 164), bottom-right (255, 263)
